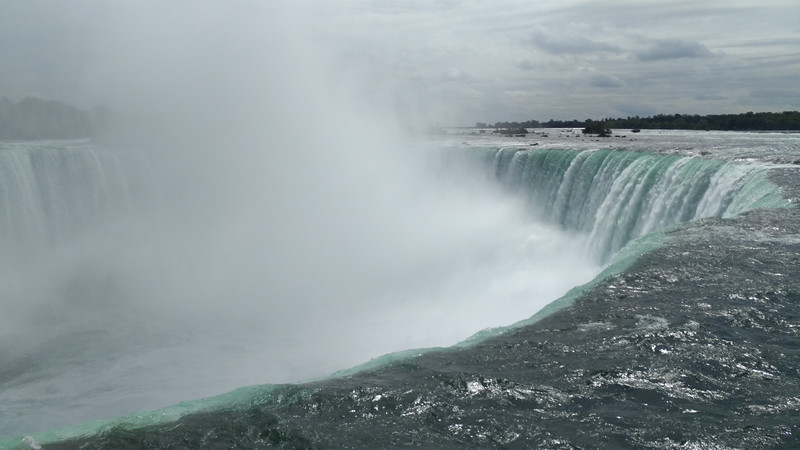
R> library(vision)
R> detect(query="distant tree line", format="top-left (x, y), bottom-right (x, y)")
top-left (480, 111), bottom-right (800, 131)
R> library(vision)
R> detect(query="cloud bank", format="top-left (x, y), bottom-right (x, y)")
top-left (1, 0), bottom-right (798, 124)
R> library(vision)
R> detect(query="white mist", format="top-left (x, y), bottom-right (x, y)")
top-left (0, 3), bottom-right (601, 438)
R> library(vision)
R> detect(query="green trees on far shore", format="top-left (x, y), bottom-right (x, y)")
top-left (581, 120), bottom-right (612, 137)
top-left (483, 111), bottom-right (800, 132)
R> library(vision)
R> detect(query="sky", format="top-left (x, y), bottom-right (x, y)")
top-left (1, 0), bottom-right (798, 126)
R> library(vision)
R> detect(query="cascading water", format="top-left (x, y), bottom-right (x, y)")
top-left (444, 146), bottom-right (789, 261)
top-left (0, 141), bottom-right (135, 253)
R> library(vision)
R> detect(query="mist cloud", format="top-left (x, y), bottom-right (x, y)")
top-left (2, 1), bottom-right (601, 387)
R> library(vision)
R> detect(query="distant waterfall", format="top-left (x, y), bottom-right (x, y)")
top-left (445, 146), bottom-right (788, 260)
top-left (0, 140), bottom-right (153, 256)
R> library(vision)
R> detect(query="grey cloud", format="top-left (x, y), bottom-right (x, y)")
top-left (589, 74), bottom-right (624, 89)
top-left (693, 94), bottom-right (729, 101)
top-left (634, 39), bottom-right (714, 61)
top-left (517, 60), bottom-right (536, 71)
top-left (2, 0), bottom-right (797, 125)
top-left (749, 89), bottom-right (800, 106)
top-left (528, 30), bottom-right (621, 55)
top-left (441, 68), bottom-right (473, 82)
top-left (750, 88), bottom-right (799, 99)
top-left (726, 36), bottom-right (800, 49)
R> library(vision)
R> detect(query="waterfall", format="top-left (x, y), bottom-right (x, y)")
top-left (0, 141), bottom-right (153, 256)
top-left (446, 146), bottom-right (787, 260)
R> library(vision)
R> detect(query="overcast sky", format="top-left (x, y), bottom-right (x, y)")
top-left (2, 0), bottom-right (798, 125)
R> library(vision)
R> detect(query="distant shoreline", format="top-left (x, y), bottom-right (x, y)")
top-left (478, 111), bottom-right (800, 132)
top-left (3, 97), bottom-right (799, 140)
